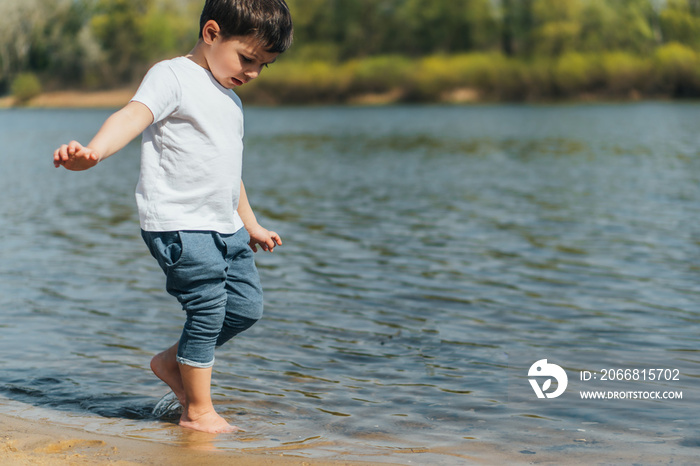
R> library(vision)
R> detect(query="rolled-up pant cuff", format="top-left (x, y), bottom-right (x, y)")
top-left (177, 356), bottom-right (215, 369)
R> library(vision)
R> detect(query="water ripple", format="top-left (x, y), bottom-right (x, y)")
top-left (1, 104), bottom-right (699, 461)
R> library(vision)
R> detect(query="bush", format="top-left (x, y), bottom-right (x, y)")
top-left (553, 53), bottom-right (602, 96)
top-left (523, 58), bottom-right (556, 99)
top-left (413, 53), bottom-right (520, 101)
top-left (11, 73), bottom-right (42, 104)
top-left (599, 52), bottom-right (651, 96)
top-left (239, 60), bottom-right (350, 104)
top-left (652, 42), bottom-right (700, 96)
top-left (238, 48), bottom-right (700, 104)
top-left (346, 55), bottom-right (413, 94)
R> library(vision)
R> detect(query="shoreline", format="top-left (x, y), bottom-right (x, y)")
top-left (0, 412), bottom-right (389, 466)
top-left (2, 409), bottom-right (699, 465)
top-left (0, 87), bottom-right (684, 110)
top-left (0, 88), bottom-right (137, 109)
top-left (2, 87), bottom-right (479, 109)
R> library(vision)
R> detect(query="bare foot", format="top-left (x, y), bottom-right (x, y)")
top-left (151, 349), bottom-right (186, 405)
top-left (180, 409), bottom-right (238, 434)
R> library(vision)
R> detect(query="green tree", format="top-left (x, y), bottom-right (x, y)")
top-left (0, 0), bottom-right (99, 92)
top-left (138, 0), bottom-right (198, 63)
top-left (530, 0), bottom-right (584, 56)
top-left (331, 0), bottom-right (401, 57)
top-left (615, 0), bottom-right (658, 52)
top-left (32, 0), bottom-right (103, 87)
top-left (0, 0), bottom-right (47, 90)
top-left (579, 0), bottom-right (654, 53)
top-left (91, 0), bottom-right (152, 84)
top-left (394, 0), bottom-right (498, 55)
top-left (501, 0), bottom-right (535, 56)
top-left (659, 0), bottom-right (700, 47)
top-left (284, 0), bottom-right (336, 49)
top-left (579, 0), bottom-right (620, 52)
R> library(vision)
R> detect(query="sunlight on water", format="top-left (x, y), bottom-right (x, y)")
top-left (1, 103), bottom-right (699, 463)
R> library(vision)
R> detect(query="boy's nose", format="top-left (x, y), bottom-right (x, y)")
top-left (245, 65), bottom-right (263, 81)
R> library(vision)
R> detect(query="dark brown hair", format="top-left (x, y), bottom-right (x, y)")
top-left (199, 0), bottom-right (293, 53)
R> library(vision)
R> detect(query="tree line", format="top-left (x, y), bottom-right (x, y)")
top-left (3, 0), bottom-right (700, 103)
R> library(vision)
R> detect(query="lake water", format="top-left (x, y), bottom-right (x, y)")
top-left (0, 103), bottom-right (699, 463)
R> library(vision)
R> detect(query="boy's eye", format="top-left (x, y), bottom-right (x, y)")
top-left (241, 55), bottom-right (254, 63)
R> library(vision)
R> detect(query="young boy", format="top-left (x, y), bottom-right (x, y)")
top-left (53, 0), bottom-right (293, 434)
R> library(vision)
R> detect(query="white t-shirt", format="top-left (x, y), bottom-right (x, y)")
top-left (131, 56), bottom-right (245, 233)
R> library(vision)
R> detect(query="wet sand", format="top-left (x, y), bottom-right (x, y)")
top-left (3, 411), bottom-right (698, 465)
top-left (0, 412), bottom-right (391, 466)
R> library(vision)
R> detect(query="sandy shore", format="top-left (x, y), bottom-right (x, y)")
top-left (0, 86), bottom-right (482, 109)
top-left (4, 410), bottom-right (699, 466)
top-left (0, 413), bottom-right (390, 466)
top-left (0, 88), bottom-right (136, 109)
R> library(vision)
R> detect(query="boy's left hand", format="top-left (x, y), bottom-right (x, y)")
top-left (247, 224), bottom-right (282, 253)
top-left (53, 140), bottom-right (100, 171)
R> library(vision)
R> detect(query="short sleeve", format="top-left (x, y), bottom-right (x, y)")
top-left (130, 61), bottom-right (180, 124)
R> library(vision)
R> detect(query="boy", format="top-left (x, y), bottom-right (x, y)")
top-left (53, 0), bottom-right (293, 434)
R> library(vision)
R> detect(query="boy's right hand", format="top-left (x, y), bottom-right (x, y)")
top-left (53, 140), bottom-right (100, 171)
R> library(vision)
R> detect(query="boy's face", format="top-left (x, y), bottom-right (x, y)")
top-left (206, 32), bottom-right (279, 89)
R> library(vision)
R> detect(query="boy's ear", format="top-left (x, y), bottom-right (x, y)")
top-left (201, 20), bottom-right (221, 44)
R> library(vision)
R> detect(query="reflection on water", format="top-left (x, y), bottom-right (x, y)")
top-left (1, 103), bottom-right (699, 463)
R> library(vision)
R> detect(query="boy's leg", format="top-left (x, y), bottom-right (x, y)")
top-left (176, 304), bottom-right (239, 433)
top-left (217, 228), bottom-right (264, 347)
top-left (150, 342), bottom-right (186, 404)
top-left (178, 364), bottom-right (237, 433)
top-left (142, 230), bottom-right (236, 432)
top-left (150, 341), bottom-right (236, 433)
top-left (216, 313), bottom-right (258, 347)
top-left (174, 229), bottom-right (260, 433)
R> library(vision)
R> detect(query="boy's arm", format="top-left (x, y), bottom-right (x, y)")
top-left (54, 101), bottom-right (154, 171)
top-left (238, 181), bottom-right (282, 253)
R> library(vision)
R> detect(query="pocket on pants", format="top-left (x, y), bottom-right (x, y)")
top-left (142, 230), bottom-right (184, 271)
